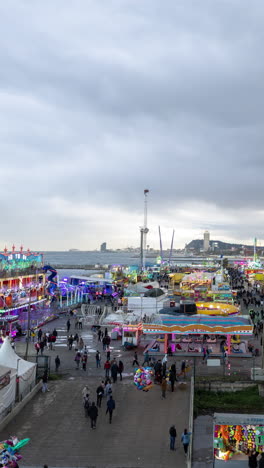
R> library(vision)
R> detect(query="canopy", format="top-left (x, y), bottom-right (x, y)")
top-left (143, 315), bottom-right (253, 335)
top-left (0, 338), bottom-right (36, 397)
top-left (0, 364), bottom-right (16, 419)
top-left (144, 288), bottom-right (164, 298)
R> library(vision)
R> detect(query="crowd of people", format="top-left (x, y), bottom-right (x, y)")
top-left (82, 379), bottom-right (116, 428)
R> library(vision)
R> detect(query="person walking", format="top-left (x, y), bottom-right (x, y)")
top-left (258, 452), bottom-right (264, 468)
top-left (96, 383), bottom-right (104, 408)
top-left (111, 359), bottom-right (118, 383)
top-left (78, 317), bottom-right (83, 329)
top-left (169, 368), bottom-right (176, 392)
top-left (169, 425), bottom-right (177, 451)
top-left (118, 360), bottom-right (124, 381)
top-left (248, 450), bottom-right (259, 468)
top-left (181, 428), bottom-right (191, 456)
top-left (98, 329), bottom-right (102, 341)
top-left (104, 360), bottom-right (111, 378)
top-left (30, 329), bottom-right (36, 343)
top-left (38, 328), bottom-right (43, 342)
top-left (78, 337), bottom-right (84, 351)
top-left (82, 385), bottom-right (90, 400)
top-left (142, 351), bottom-right (150, 366)
top-left (88, 402), bottom-right (98, 429)
top-left (40, 341), bottom-right (45, 356)
top-left (75, 351), bottom-right (81, 369)
top-left (106, 395), bottom-right (115, 423)
top-left (161, 377), bottom-right (167, 399)
top-left (74, 333), bottom-right (79, 345)
top-left (83, 393), bottom-right (90, 417)
top-left (181, 360), bottom-right (186, 378)
top-left (35, 342), bottom-right (40, 355)
top-left (105, 380), bottom-right (112, 401)
top-left (42, 370), bottom-right (49, 393)
top-left (96, 350), bottom-right (101, 368)
top-left (68, 335), bottom-right (74, 350)
top-left (55, 355), bottom-right (61, 372)
top-left (132, 351), bottom-right (139, 367)
top-left (102, 336), bottom-right (107, 351)
top-left (82, 353), bottom-right (87, 371)
top-left (106, 348), bottom-right (111, 361)
top-left (66, 319), bottom-right (71, 333)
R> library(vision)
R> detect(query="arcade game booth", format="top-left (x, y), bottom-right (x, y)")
top-left (214, 413), bottom-right (264, 465)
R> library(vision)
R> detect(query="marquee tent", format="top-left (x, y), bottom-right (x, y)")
top-left (0, 338), bottom-right (36, 397)
top-left (0, 364), bottom-right (16, 420)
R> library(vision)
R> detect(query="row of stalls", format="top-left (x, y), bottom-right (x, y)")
top-left (0, 338), bottom-right (36, 421)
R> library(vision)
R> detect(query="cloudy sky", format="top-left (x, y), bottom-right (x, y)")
top-left (1, 1), bottom-right (264, 251)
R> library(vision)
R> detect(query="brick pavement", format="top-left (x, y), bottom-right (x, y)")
top-left (0, 375), bottom-right (190, 467)
top-left (2, 315), bottom-right (190, 467)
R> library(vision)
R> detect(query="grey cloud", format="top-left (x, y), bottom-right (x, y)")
top-left (1, 1), bottom-right (264, 248)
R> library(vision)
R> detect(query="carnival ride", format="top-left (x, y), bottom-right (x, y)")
top-left (43, 265), bottom-right (57, 294)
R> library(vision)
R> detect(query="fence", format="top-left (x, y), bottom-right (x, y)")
top-left (169, 355), bottom-right (260, 384)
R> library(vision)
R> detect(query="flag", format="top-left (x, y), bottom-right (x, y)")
top-left (144, 189), bottom-right (149, 194)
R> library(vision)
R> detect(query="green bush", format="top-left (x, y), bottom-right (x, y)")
top-left (194, 386), bottom-right (264, 417)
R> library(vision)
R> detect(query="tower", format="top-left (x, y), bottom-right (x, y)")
top-left (100, 242), bottom-right (107, 252)
top-left (203, 231), bottom-right (210, 251)
top-left (140, 189), bottom-right (149, 271)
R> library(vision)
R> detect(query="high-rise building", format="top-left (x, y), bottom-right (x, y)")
top-left (203, 231), bottom-right (210, 251)
top-left (100, 242), bottom-right (107, 252)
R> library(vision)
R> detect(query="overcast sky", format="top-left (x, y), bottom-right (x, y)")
top-left (1, 1), bottom-right (264, 251)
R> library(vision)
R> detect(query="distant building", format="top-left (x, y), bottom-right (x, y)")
top-left (100, 242), bottom-right (107, 252)
top-left (203, 231), bottom-right (210, 251)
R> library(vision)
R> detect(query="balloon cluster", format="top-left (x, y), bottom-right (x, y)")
top-left (0, 436), bottom-right (30, 467)
top-left (134, 367), bottom-right (153, 391)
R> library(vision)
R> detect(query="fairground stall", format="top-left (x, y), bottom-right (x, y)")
top-left (142, 314), bottom-right (253, 356)
top-left (0, 247), bottom-right (47, 337)
top-left (214, 412), bottom-right (264, 466)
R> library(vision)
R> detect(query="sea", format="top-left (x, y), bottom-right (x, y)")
top-left (42, 251), bottom-right (157, 278)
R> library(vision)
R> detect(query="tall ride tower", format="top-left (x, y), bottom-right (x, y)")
top-left (140, 189), bottom-right (149, 271)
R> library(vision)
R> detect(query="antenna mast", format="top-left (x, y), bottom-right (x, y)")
top-left (159, 226), bottom-right (163, 262)
top-left (169, 229), bottom-right (175, 265)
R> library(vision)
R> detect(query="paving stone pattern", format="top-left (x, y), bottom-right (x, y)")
top-left (1, 315), bottom-right (190, 468)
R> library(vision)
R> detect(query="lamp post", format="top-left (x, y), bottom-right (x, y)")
top-left (16, 358), bottom-right (21, 402)
top-left (24, 290), bottom-right (32, 360)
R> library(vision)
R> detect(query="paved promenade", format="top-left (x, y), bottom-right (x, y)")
top-left (0, 315), bottom-right (190, 468)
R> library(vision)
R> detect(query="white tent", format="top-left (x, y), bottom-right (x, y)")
top-left (0, 338), bottom-right (36, 398)
top-left (0, 364), bottom-right (16, 420)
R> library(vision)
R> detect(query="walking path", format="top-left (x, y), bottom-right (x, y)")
top-left (1, 314), bottom-right (191, 468)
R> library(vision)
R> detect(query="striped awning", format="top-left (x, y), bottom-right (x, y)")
top-left (142, 314), bottom-right (253, 335)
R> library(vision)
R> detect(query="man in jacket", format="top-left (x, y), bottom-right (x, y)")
top-left (106, 396), bottom-right (115, 423)
top-left (169, 425), bottom-right (177, 451)
top-left (88, 402), bottom-right (98, 429)
top-left (104, 360), bottom-right (111, 378)
top-left (111, 360), bottom-right (118, 383)
top-left (55, 355), bottom-right (61, 372)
